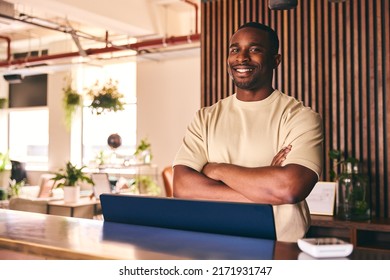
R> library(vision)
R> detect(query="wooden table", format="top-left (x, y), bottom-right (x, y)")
top-left (47, 197), bottom-right (100, 219)
top-left (1, 209), bottom-right (390, 260)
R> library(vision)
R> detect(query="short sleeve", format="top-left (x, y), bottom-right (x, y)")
top-left (281, 108), bottom-right (323, 177)
top-left (173, 110), bottom-right (209, 172)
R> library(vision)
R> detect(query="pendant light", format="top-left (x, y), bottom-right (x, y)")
top-left (269, 0), bottom-right (298, 10)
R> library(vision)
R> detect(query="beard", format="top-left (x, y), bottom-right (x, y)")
top-left (232, 78), bottom-right (259, 90)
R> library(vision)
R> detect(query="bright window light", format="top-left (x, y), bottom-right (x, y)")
top-left (8, 109), bottom-right (49, 167)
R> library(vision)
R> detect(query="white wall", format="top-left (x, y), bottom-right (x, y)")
top-left (136, 53), bottom-right (201, 174)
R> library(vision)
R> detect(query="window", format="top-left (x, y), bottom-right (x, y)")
top-left (7, 73), bottom-right (49, 169)
top-left (8, 108), bottom-right (49, 167)
top-left (79, 62), bottom-right (137, 166)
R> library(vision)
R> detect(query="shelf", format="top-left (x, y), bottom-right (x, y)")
top-left (307, 215), bottom-right (390, 251)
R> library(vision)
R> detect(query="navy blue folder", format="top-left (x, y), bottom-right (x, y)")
top-left (100, 194), bottom-right (276, 240)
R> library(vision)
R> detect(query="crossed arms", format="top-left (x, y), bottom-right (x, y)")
top-left (173, 145), bottom-right (318, 205)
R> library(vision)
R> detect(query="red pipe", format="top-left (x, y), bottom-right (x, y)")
top-left (0, 35), bottom-right (11, 62)
top-left (0, 33), bottom-right (200, 67)
top-left (183, 0), bottom-right (199, 34)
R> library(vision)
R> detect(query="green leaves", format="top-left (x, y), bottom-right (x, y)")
top-left (134, 138), bottom-right (151, 156)
top-left (328, 149), bottom-right (360, 181)
top-left (62, 79), bottom-right (82, 130)
top-left (0, 151), bottom-right (10, 172)
top-left (87, 79), bottom-right (125, 115)
top-left (52, 161), bottom-right (94, 187)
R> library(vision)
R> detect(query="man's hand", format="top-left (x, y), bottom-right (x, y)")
top-left (271, 145), bottom-right (292, 166)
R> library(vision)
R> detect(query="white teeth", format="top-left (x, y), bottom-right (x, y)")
top-left (236, 68), bottom-right (253, 73)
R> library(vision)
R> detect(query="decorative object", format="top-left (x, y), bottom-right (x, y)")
top-left (107, 133), bottom-right (123, 166)
top-left (134, 138), bottom-right (152, 164)
top-left (0, 151), bottom-right (11, 188)
top-left (87, 79), bottom-right (125, 115)
top-left (329, 150), bottom-right (370, 221)
top-left (306, 181), bottom-right (336, 216)
top-left (0, 98), bottom-right (7, 109)
top-left (107, 133), bottom-right (122, 149)
top-left (52, 162), bottom-right (94, 203)
top-left (62, 78), bottom-right (82, 130)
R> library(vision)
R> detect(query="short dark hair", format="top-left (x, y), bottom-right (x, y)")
top-left (237, 22), bottom-right (279, 54)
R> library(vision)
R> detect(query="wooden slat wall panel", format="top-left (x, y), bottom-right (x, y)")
top-left (201, 0), bottom-right (390, 218)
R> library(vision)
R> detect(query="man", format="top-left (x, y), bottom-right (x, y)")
top-left (173, 22), bottom-right (323, 242)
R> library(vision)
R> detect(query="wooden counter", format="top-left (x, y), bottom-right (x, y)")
top-left (0, 209), bottom-right (293, 260)
top-left (1, 209), bottom-right (390, 260)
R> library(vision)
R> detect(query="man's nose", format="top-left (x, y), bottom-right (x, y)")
top-left (236, 50), bottom-right (250, 62)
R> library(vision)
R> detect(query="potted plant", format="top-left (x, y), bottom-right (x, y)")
top-left (52, 161), bottom-right (94, 203)
top-left (0, 151), bottom-right (11, 189)
top-left (87, 79), bottom-right (125, 115)
top-left (62, 79), bottom-right (82, 130)
top-left (8, 179), bottom-right (25, 198)
top-left (329, 149), bottom-right (370, 221)
top-left (134, 138), bottom-right (152, 164)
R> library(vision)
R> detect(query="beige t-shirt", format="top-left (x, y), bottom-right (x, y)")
top-left (173, 90), bottom-right (323, 242)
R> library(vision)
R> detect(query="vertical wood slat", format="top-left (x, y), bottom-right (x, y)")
top-left (201, 0), bottom-right (390, 218)
top-left (383, 0), bottom-right (390, 216)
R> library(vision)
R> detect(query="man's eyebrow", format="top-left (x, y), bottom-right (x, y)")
top-left (229, 42), bottom-right (266, 48)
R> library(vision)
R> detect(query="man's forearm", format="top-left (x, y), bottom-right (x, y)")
top-left (202, 163), bottom-right (318, 205)
top-left (173, 165), bottom-right (251, 202)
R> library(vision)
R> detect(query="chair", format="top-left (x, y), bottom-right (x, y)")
top-left (36, 173), bottom-right (61, 198)
top-left (91, 173), bottom-right (112, 199)
top-left (161, 166), bottom-right (173, 197)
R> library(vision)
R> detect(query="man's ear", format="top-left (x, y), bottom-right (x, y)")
top-left (273, 54), bottom-right (281, 69)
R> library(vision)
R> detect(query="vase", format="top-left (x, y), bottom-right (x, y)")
top-left (63, 186), bottom-right (80, 203)
top-left (141, 150), bottom-right (151, 164)
top-left (336, 162), bottom-right (371, 220)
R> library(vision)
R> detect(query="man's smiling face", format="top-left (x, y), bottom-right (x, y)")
top-left (227, 27), bottom-right (278, 91)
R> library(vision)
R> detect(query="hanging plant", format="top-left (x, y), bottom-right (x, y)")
top-left (87, 79), bottom-right (125, 115)
top-left (62, 80), bottom-right (82, 130)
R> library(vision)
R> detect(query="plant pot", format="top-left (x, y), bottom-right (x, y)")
top-left (0, 170), bottom-right (11, 188)
top-left (63, 186), bottom-right (80, 203)
top-left (336, 162), bottom-right (371, 221)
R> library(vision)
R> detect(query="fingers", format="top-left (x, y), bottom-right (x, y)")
top-left (271, 145), bottom-right (292, 166)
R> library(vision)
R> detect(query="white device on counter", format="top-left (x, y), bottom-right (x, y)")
top-left (297, 237), bottom-right (353, 258)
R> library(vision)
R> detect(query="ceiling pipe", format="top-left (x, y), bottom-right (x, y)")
top-left (0, 0), bottom-right (201, 68)
top-left (16, 13), bottom-right (113, 45)
top-left (0, 33), bottom-right (201, 68)
top-left (182, 0), bottom-right (199, 34)
top-left (0, 35), bottom-right (11, 62)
